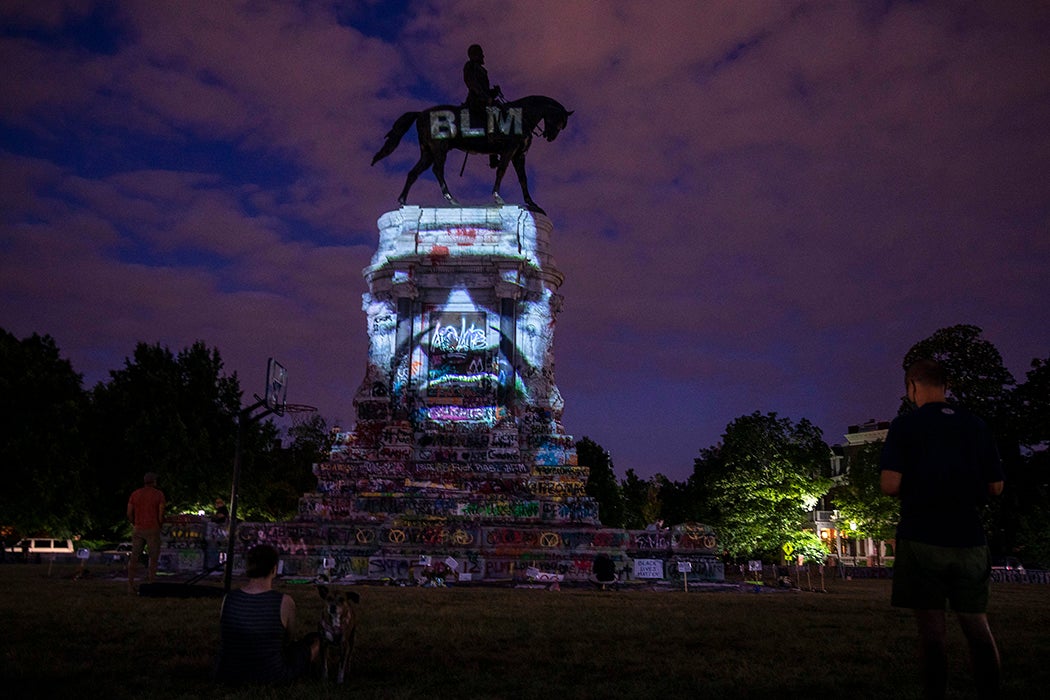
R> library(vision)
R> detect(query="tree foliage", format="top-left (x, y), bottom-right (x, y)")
top-left (86, 341), bottom-right (246, 532)
top-left (1012, 357), bottom-right (1050, 450)
top-left (620, 468), bottom-right (655, 530)
top-left (691, 412), bottom-right (832, 560)
top-left (0, 330), bottom-right (90, 538)
top-left (831, 442), bottom-right (899, 549)
top-left (902, 324), bottom-right (1014, 420)
top-left (579, 436), bottom-right (625, 528)
top-left (785, 530), bottom-right (830, 565)
top-left (238, 413), bottom-right (331, 521)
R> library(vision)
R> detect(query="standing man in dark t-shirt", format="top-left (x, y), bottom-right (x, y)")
top-left (880, 358), bottom-right (1004, 699)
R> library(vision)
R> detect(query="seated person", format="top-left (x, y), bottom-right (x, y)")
top-left (592, 553), bottom-right (617, 588)
top-left (215, 544), bottom-right (319, 684)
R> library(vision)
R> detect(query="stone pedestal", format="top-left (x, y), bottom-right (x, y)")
top-left (300, 206), bottom-right (596, 528)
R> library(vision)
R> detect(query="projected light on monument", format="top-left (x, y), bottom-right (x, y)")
top-left (303, 205), bottom-right (587, 527)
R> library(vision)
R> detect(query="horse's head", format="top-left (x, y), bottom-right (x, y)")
top-left (542, 108), bottom-right (573, 142)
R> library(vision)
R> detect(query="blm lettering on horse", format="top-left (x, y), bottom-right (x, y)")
top-left (371, 95), bottom-right (572, 214)
top-left (429, 108), bottom-right (524, 139)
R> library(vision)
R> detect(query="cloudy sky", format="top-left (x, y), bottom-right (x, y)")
top-left (3, 1), bottom-right (1048, 482)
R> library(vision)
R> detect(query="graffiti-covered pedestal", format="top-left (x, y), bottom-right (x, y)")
top-left (300, 205), bottom-right (590, 530)
top-left (204, 207), bottom-right (724, 585)
top-left (292, 206), bottom-right (602, 580)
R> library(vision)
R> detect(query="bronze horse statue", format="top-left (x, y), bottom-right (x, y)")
top-left (371, 95), bottom-right (572, 215)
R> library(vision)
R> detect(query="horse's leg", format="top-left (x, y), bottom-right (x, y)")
top-left (399, 152), bottom-right (433, 206)
top-left (432, 148), bottom-right (459, 206)
top-left (512, 152), bottom-right (545, 215)
top-left (491, 149), bottom-right (512, 207)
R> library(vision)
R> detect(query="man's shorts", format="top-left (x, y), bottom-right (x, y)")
top-left (891, 539), bottom-right (991, 613)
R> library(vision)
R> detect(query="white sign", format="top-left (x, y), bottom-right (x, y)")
top-left (633, 559), bottom-right (664, 579)
top-left (677, 561), bottom-right (693, 573)
top-left (444, 556), bottom-right (459, 571)
top-left (748, 560), bottom-right (763, 572)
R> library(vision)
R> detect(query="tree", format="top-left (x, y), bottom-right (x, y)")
top-left (902, 324), bottom-right (1014, 421)
top-left (831, 442), bottom-right (899, 565)
top-left (688, 445), bottom-right (724, 526)
top-left (87, 341), bottom-right (246, 535)
top-left (578, 437), bottom-right (624, 528)
top-left (0, 330), bottom-right (90, 538)
top-left (1012, 357), bottom-right (1050, 450)
top-left (238, 413), bottom-right (332, 521)
top-left (784, 530), bottom-right (830, 565)
top-left (655, 477), bottom-right (696, 527)
top-left (693, 412), bottom-right (832, 560)
top-left (620, 469), bottom-right (659, 530)
top-left (1005, 357), bottom-right (1050, 566)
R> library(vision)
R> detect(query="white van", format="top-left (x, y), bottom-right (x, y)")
top-left (7, 537), bottom-right (75, 555)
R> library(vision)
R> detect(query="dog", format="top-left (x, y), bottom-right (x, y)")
top-left (317, 583), bottom-right (360, 684)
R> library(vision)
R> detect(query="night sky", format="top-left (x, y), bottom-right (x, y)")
top-left (3, 2), bottom-right (1048, 482)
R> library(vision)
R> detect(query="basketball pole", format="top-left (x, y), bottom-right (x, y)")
top-left (223, 397), bottom-right (274, 594)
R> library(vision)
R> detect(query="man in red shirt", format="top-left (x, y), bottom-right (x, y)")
top-left (127, 472), bottom-right (166, 591)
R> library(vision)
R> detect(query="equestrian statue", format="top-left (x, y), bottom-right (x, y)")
top-left (371, 44), bottom-right (572, 215)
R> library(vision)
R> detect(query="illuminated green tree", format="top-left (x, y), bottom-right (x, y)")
top-left (831, 442), bottom-right (899, 565)
top-left (692, 412), bottom-right (832, 560)
top-left (785, 530), bottom-right (830, 565)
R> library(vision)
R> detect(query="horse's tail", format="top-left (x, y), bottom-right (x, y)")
top-left (371, 112), bottom-right (420, 165)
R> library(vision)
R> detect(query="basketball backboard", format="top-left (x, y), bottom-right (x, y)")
top-left (265, 358), bottom-right (287, 413)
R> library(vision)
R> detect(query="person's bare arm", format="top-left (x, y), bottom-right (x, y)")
top-left (881, 469), bottom-right (902, 496)
top-left (280, 594), bottom-right (297, 638)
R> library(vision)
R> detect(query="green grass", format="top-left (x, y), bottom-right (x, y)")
top-left (1, 563), bottom-right (1047, 698)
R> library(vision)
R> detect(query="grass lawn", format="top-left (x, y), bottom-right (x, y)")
top-left (1, 563), bottom-right (1047, 699)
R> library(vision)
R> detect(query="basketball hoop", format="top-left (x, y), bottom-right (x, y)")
top-left (280, 402), bottom-right (318, 427)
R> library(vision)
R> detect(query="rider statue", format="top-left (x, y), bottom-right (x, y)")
top-left (463, 44), bottom-right (503, 167)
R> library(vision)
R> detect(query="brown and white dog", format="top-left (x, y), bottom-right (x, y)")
top-left (317, 583), bottom-right (359, 684)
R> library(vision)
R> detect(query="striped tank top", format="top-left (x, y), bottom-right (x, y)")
top-left (216, 589), bottom-right (300, 684)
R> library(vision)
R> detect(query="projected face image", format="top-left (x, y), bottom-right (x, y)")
top-left (363, 209), bottom-right (565, 430)
top-left (378, 288), bottom-right (559, 427)
top-left (425, 311), bottom-right (497, 401)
